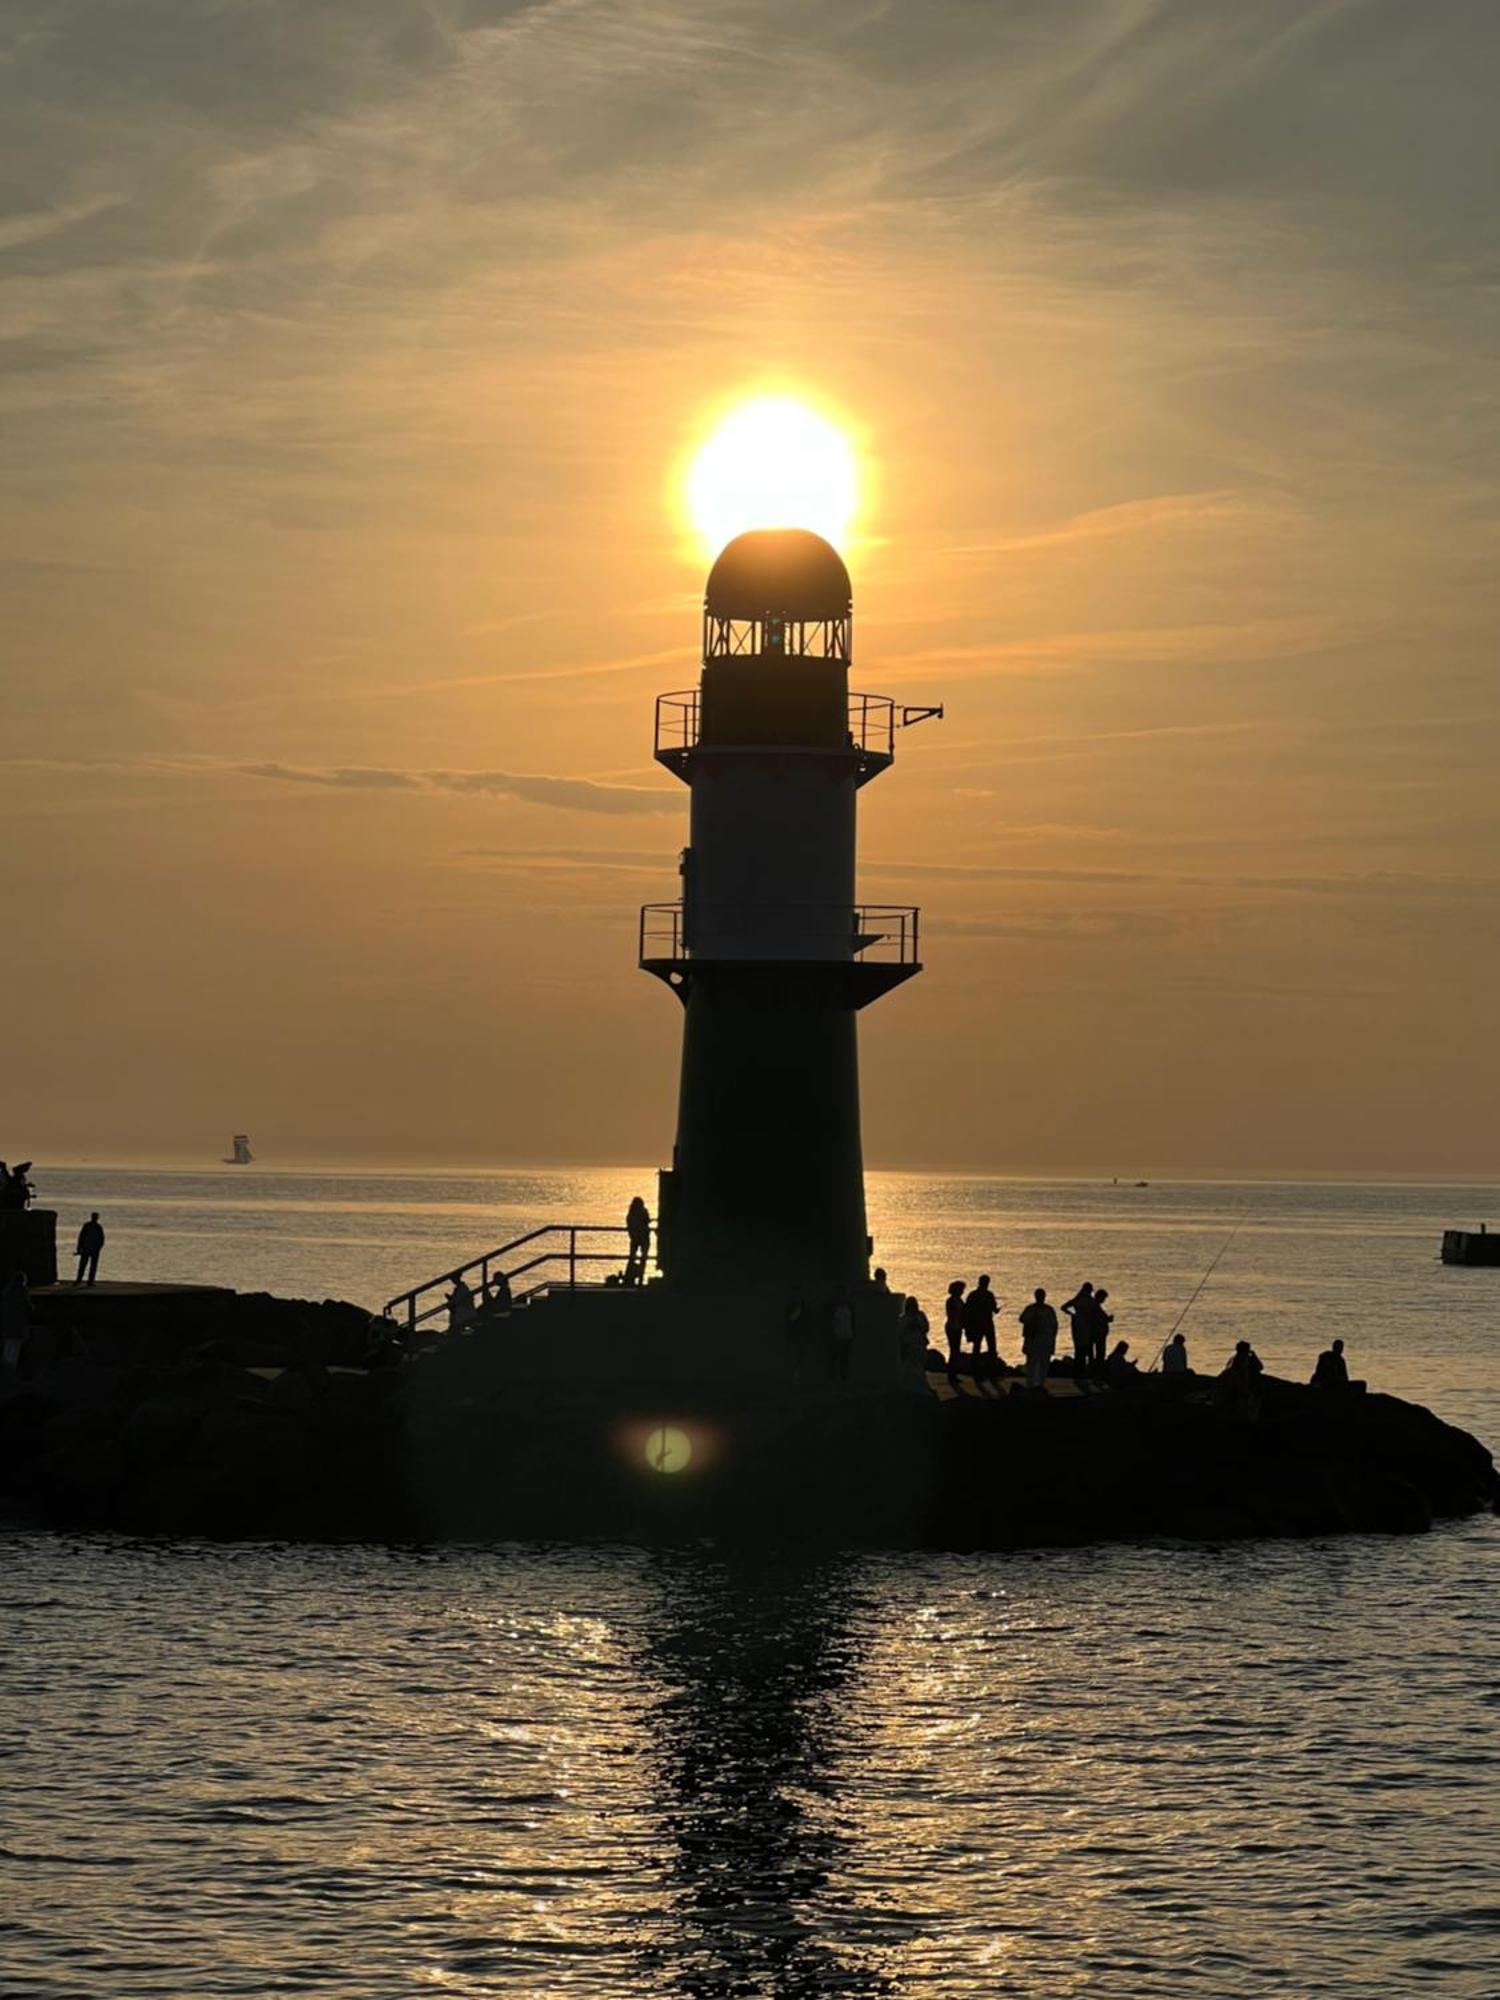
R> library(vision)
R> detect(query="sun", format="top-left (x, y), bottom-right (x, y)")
top-left (685, 395), bottom-right (859, 559)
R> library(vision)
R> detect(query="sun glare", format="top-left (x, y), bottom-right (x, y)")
top-left (685, 395), bottom-right (859, 558)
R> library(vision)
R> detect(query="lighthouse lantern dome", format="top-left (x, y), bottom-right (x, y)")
top-left (703, 528), bottom-right (852, 666)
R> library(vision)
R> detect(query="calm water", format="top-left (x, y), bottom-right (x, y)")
top-left (7, 1169), bottom-right (1500, 1996)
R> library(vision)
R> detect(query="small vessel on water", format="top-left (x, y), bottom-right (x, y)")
top-left (1442, 1226), bottom-right (1500, 1267)
top-left (224, 1134), bottom-right (253, 1166)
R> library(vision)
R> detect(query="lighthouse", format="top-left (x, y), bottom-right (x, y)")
top-left (642, 528), bottom-right (939, 1289)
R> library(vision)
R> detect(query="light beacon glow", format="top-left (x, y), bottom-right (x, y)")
top-left (686, 395), bottom-right (858, 558)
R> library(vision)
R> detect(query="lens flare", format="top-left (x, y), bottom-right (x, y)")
top-left (685, 395), bottom-right (859, 558)
top-left (644, 1425), bottom-right (693, 1475)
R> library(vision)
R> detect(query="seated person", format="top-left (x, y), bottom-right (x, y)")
top-left (1311, 1337), bottom-right (1350, 1389)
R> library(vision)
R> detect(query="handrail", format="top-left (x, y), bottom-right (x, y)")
top-left (639, 901), bottom-right (919, 968)
top-left (383, 1222), bottom-right (637, 1336)
top-left (654, 689), bottom-right (930, 769)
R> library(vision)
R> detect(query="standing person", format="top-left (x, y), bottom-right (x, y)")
top-left (1062, 1282), bottom-right (1095, 1374)
top-left (624, 1195), bottom-right (652, 1285)
top-left (1018, 1287), bottom-right (1058, 1391)
top-left (900, 1294), bottom-right (930, 1369)
top-left (1088, 1288), bottom-right (1113, 1375)
top-left (943, 1280), bottom-right (967, 1387)
top-left (74, 1212), bottom-right (105, 1286)
top-left (964, 1274), bottom-right (1001, 1382)
top-left (826, 1284), bottom-right (856, 1383)
top-left (445, 1275), bottom-right (475, 1332)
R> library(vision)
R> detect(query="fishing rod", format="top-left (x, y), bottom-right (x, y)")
top-left (1148, 1206), bottom-right (1251, 1371)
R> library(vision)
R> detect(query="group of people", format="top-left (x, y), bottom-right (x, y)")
top-left (918, 1270), bottom-right (1362, 1405)
top-left (444, 1266), bottom-right (512, 1332)
top-left (935, 1275), bottom-right (1128, 1389)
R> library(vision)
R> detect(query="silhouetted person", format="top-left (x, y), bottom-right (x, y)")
top-left (1103, 1338), bottom-right (1137, 1387)
top-left (1161, 1331), bottom-right (1190, 1375)
top-left (826, 1283), bottom-right (855, 1383)
top-left (943, 1280), bottom-right (967, 1387)
top-left (485, 1268), bottom-right (512, 1316)
top-left (1018, 1286), bottom-right (1058, 1390)
top-left (1088, 1288), bottom-right (1113, 1375)
top-left (1312, 1337), bottom-right (1349, 1389)
top-left (446, 1275), bottom-right (475, 1332)
top-left (964, 1274), bottom-right (1000, 1382)
top-left (625, 1195), bottom-right (652, 1285)
top-left (74, 1212), bottom-right (105, 1286)
top-left (900, 1294), bottom-right (929, 1368)
top-left (1, 1162), bottom-right (33, 1212)
top-left (1062, 1282), bottom-right (1095, 1373)
top-left (872, 1266), bottom-right (890, 1294)
top-left (1216, 1339), bottom-right (1263, 1416)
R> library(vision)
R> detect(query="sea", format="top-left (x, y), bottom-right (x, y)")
top-left (5, 1167), bottom-right (1499, 1998)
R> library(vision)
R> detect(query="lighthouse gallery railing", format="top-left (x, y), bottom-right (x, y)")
top-left (638, 902), bottom-right (919, 968)
top-left (655, 690), bottom-right (934, 765)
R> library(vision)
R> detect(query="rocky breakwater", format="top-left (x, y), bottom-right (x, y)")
top-left (0, 1284), bottom-right (404, 1536)
top-left (2, 1294), bottom-right (1496, 1544)
top-left (930, 1374), bottom-right (1500, 1546)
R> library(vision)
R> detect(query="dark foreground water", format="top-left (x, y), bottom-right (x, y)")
top-left (6, 1170), bottom-right (1500, 1994)
top-left (5, 1532), bottom-right (1499, 1998)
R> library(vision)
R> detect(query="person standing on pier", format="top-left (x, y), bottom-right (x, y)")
top-left (1088, 1288), bottom-right (1114, 1375)
top-left (900, 1294), bottom-right (929, 1368)
top-left (446, 1275), bottom-right (475, 1332)
top-left (1062, 1282), bottom-right (1095, 1374)
top-left (624, 1195), bottom-right (652, 1286)
top-left (964, 1274), bottom-right (1001, 1382)
top-left (943, 1279), bottom-right (967, 1387)
top-left (1019, 1287), bottom-right (1058, 1390)
top-left (74, 1212), bottom-right (105, 1286)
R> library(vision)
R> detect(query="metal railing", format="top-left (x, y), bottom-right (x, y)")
top-left (383, 1223), bottom-right (637, 1336)
top-left (638, 901), bottom-right (920, 969)
top-left (654, 690), bottom-right (939, 769)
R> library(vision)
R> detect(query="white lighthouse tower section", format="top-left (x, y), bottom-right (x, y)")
top-left (685, 755), bottom-right (857, 963)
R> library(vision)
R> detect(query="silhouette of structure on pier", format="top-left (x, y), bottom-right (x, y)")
top-left (644, 528), bottom-right (939, 1291)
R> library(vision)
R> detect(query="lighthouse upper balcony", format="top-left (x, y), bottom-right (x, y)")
top-left (654, 689), bottom-right (938, 785)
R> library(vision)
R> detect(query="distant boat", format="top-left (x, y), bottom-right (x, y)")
top-left (224, 1134), bottom-right (254, 1166)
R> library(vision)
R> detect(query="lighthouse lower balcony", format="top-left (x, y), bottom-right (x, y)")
top-left (639, 900), bottom-right (921, 1006)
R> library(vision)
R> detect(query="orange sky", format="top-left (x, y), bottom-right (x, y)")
top-left (2, 2), bottom-right (1497, 1175)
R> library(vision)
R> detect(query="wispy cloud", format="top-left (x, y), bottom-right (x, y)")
top-left (1, 754), bottom-right (677, 816)
top-left (239, 761), bottom-right (677, 815)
